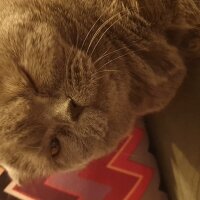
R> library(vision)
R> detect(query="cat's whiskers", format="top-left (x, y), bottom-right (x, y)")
top-left (91, 69), bottom-right (120, 79)
top-left (80, 2), bottom-right (117, 51)
top-left (90, 70), bottom-right (120, 84)
top-left (67, 12), bottom-right (126, 90)
top-left (94, 49), bottom-right (110, 64)
top-left (90, 74), bottom-right (114, 83)
top-left (93, 45), bottom-right (148, 77)
top-left (94, 40), bottom-right (142, 65)
top-left (90, 47), bottom-right (149, 84)
top-left (89, 13), bottom-right (127, 57)
top-left (86, 11), bottom-right (126, 55)
top-left (66, 10), bottom-right (146, 91)
top-left (94, 51), bottom-right (132, 74)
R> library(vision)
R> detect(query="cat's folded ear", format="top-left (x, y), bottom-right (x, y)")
top-left (130, 36), bottom-right (186, 115)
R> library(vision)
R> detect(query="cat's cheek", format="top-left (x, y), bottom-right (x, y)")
top-left (75, 108), bottom-right (108, 139)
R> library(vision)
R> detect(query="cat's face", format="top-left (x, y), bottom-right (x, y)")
top-left (0, 0), bottom-right (187, 185)
top-left (0, 1), bottom-right (135, 184)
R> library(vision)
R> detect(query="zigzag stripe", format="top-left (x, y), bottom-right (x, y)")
top-left (5, 127), bottom-right (155, 200)
top-left (107, 128), bottom-right (154, 200)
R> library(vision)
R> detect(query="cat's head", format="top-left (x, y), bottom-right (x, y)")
top-left (0, 0), bottom-right (186, 185)
top-left (0, 1), bottom-right (135, 184)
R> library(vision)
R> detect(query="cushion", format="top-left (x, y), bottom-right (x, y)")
top-left (0, 123), bottom-right (167, 200)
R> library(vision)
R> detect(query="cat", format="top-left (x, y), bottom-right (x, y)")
top-left (0, 0), bottom-right (199, 185)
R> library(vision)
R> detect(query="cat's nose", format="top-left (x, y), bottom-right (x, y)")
top-left (68, 99), bottom-right (84, 121)
top-left (52, 98), bottom-right (84, 122)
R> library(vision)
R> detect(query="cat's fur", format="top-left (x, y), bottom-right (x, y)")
top-left (0, 0), bottom-right (199, 184)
